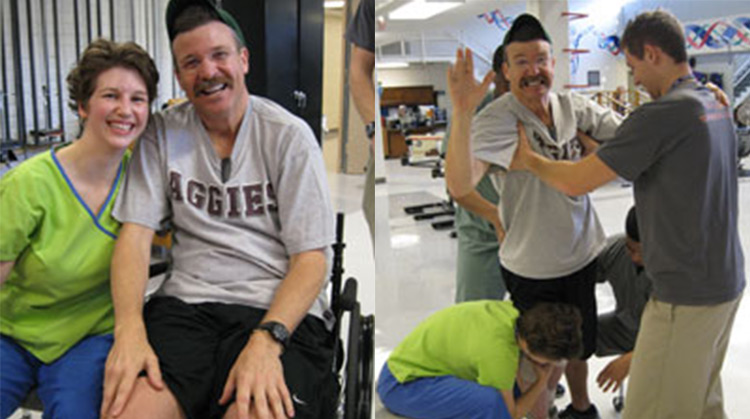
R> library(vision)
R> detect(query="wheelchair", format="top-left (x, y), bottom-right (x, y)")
top-left (330, 213), bottom-right (375, 419)
top-left (17, 213), bottom-right (374, 419)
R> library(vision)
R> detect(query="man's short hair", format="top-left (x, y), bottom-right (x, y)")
top-left (166, 0), bottom-right (246, 47)
top-left (625, 206), bottom-right (640, 242)
top-left (621, 9), bottom-right (687, 63)
top-left (67, 38), bottom-right (159, 113)
top-left (492, 45), bottom-right (505, 73)
top-left (517, 303), bottom-right (583, 361)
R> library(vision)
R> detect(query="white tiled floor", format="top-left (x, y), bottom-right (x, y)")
top-left (373, 159), bottom-right (750, 419)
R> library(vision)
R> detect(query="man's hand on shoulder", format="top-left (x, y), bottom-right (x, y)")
top-left (101, 327), bottom-right (164, 418)
top-left (705, 82), bottom-right (729, 107)
top-left (577, 130), bottom-right (601, 157)
top-left (220, 328), bottom-right (295, 419)
top-left (509, 120), bottom-right (537, 172)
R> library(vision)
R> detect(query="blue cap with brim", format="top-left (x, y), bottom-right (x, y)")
top-left (166, 0), bottom-right (246, 46)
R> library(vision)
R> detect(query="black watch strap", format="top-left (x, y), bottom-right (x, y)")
top-left (256, 321), bottom-right (290, 349)
top-left (365, 121), bottom-right (376, 139)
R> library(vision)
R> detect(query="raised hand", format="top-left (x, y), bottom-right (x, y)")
top-left (446, 47), bottom-right (495, 115)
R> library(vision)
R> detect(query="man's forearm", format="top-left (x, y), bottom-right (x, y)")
top-left (110, 224), bottom-right (154, 336)
top-left (260, 249), bottom-right (327, 333)
top-left (453, 190), bottom-right (502, 233)
top-left (350, 46), bottom-right (375, 124)
top-left (445, 111), bottom-right (484, 197)
top-left (526, 152), bottom-right (615, 197)
top-left (526, 153), bottom-right (581, 195)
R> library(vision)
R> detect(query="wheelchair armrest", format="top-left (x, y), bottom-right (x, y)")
top-left (339, 277), bottom-right (358, 312)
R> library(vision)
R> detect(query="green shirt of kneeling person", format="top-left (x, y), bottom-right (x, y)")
top-left (377, 300), bottom-right (583, 419)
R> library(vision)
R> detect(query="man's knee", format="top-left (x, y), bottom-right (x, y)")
top-left (113, 377), bottom-right (185, 419)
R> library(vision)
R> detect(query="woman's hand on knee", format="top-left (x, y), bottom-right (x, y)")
top-left (101, 330), bottom-right (164, 418)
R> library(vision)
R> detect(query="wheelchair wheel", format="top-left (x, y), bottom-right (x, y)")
top-left (358, 314), bottom-right (375, 419)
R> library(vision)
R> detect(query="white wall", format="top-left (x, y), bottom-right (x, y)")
top-left (536, 0), bottom-right (572, 91)
top-left (323, 9), bottom-right (345, 132)
top-left (622, 0), bottom-right (750, 25)
top-left (565, 0), bottom-right (629, 91)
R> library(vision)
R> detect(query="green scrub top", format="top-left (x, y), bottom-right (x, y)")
top-left (442, 92), bottom-right (501, 244)
top-left (0, 146), bottom-right (129, 363)
top-left (387, 300), bottom-right (520, 391)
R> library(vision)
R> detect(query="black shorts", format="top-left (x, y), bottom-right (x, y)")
top-left (501, 260), bottom-right (598, 360)
top-left (143, 297), bottom-right (336, 419)
top-left (596, 312), bottom-right (637, 357)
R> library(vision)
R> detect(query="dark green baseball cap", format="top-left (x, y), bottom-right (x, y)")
top-left (503, 14), bottom-right (551, 46)
top-left (166, 0), bottom-right (246, 46)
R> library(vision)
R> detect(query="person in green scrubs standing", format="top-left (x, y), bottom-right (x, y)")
top-left (443, 44), bottom-right (510, 302)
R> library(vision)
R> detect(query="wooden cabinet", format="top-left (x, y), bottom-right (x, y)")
top-left (380, 86), bottom-right (438, 158)
top-left (384, 126), bottom-right (436, 159)
top-left (380, 86), bottom-right (435, 107)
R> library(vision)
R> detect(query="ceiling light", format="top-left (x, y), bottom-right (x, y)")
top-left (389, 0), bottom-right (461, 21)
top-left (376, 62), bottom-right (410, 69)
top-left (324, 1), bottom-right (345, 8)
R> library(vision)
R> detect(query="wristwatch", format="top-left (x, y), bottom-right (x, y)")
top-left (256, 321), bottom-right (290, 350)
top-left (365, 121), bottom-right (376, 139)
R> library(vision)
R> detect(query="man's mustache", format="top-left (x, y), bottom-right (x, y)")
top-left (194, 77), bottom-right (233, 96)
top-left (520, 75), bottom-right (549, 88)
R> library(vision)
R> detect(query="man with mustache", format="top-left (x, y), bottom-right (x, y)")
top-left (101, 1), bottom-right (336, 419)
top-left (445, 14), bottom-right (621, 419)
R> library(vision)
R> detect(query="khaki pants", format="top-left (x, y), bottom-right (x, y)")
top-left (623, 294), bottom-right (742, 419)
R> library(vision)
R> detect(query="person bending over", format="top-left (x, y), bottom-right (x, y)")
top-left (378, 301), bottom-right (583, 419)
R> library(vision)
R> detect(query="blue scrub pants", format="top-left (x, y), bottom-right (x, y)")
top-left (377, 363), bottom-right (512, 419)
top-left (1, 333), bottom-right (113, 419)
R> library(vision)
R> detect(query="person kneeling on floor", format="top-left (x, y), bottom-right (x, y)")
top-left (377, 300), bottom-right (583, 419)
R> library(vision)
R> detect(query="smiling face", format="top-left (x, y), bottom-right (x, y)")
top-left (503, 40), bottom-right (554, 105)
top-left (78, 66), bottom-right (150, 150)
top-left (172, 21), bottom-right (249, 120)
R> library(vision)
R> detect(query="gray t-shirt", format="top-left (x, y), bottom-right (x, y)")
top-left (345, 0), bottom-right (374, 52)
top-left (113, 96), bottom-right (336, 327)
top-left (597, 235), bottom-right (651, 334)
top-left (472, 91), bottom-right (621, 278)
top-left (597, 79), bottom-right (745, 306)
